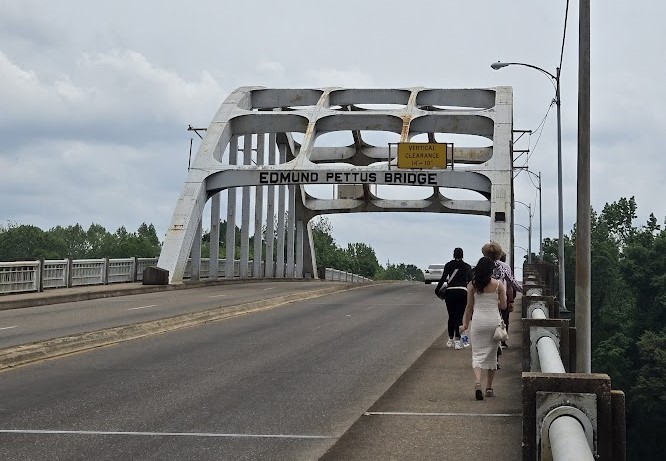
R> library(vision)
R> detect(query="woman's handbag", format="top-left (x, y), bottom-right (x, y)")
top-left (493, 320), bottom-right (508, 342)
top-left (435, 268), bottom-right (458, 300)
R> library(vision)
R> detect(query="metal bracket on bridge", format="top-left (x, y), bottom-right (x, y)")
top-left (522, 295), bottom-right (556, 319)
top-left (537, 393), bottom-right (597, 461)
top-left (522, 372), bottom-right (613, 461)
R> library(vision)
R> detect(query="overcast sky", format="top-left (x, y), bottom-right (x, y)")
top-left (1, 1), bottom-right (664, 279)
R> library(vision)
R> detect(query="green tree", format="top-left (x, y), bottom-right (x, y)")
top-left (0, 223), bottom-right (48, 260)
top-left (311, 217), bottom-right (338, 268)
top-left (345, 242), bottom-right (380, 278)
top-left (86, 223), bottom-right (113, 258)
top-left (376, 262), bottom-right (423, 281)
top-left (628, 329), bottom-right (666, 459)
top-left (44, 225), bottom-right (89, 259)
top-left (135, 223), bottom-right (161, 256)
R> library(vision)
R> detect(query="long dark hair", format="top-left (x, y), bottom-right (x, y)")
top-left (472, 256), bottom-right (495, 293)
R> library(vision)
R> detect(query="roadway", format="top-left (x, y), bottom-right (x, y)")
top-left (0, 282), bottom-right (450, 460)
top-left (0, 281), bottom-right (357, 348)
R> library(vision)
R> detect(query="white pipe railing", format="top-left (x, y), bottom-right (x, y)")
top-left (549, 415), bottom-right (595, 461)
top-left (528, 283), bottom-right (595, 460)
top-left (536, 337), bottom-right (566, 374)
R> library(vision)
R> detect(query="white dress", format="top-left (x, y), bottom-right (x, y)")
top-left (470, 284), bottom-right (502, 370)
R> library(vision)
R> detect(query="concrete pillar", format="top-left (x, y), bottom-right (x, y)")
top-left (190, 220), bottom-right (202, 281)
top-left (240, 134), bottom-right (252, 278)
top-left (286, 184), bottom-right (296, 277)
top-left (265, 133), bottom-right (276, 278)
top-left (275, 144), bottom-right (287, 278)
top-left (253, 134), bottom-right (265, 277)
top-left (225, 136), bottom-right (238, 278)
top-left (295, 219), bottom-right (304, 278)
top-left (210, 192), bottom-right (220, 279)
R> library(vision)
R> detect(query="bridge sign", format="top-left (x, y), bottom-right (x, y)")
top-left (397, 142), bottom-right (447, 169)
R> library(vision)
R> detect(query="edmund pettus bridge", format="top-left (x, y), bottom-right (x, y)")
top-left (0, 87), bottom-right (625, 460)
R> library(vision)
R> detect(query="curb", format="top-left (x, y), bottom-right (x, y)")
top-left (0, 283), bottom-right (367, 371)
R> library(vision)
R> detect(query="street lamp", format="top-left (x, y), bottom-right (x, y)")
top-left (492, 61), bottom-right (565, 309)
top-left (522, 169), bottom-right (543, 259)
top-left (514, 200), bottom-right (532, 263)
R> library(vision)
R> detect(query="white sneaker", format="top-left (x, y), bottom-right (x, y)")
top-left (446, 338), bottom-right (454, 348)
top-left (454, 340), bottom-right (462, 350)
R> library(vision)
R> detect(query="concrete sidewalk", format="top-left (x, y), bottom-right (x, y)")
top-left (321, 300), bottom-right (524, 460)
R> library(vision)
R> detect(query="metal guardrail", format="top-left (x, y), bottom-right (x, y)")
top-left (0, 258), bottom-right (370, 295)
top-left (521, 266), bottom-right (625, 461)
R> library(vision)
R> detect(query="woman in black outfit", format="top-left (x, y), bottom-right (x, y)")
top-left (435, 248), bottom-right (473, 349)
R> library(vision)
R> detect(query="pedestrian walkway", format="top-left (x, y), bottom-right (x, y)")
top-left (321, 298), bottom-right (523, 460)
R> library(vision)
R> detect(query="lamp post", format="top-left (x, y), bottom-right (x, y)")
top-left (492, 61), bottom-right (565, 309)
top-left (514, 200), bottom-right (532, 263)
top-left (525, 170), bottom-right (543, 259)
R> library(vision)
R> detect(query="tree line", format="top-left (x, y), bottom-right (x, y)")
top-left (541, 196), bottom-right (665, 460)
top-left (0, 222), bottom-right (162, 260)
top-left (0, 216), bottom-right (424, 282)
top-left (310, 217), bottom-right (424, 281)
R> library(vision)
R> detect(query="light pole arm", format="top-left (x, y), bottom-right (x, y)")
top-left (491, 61), bottom-right (557, 82)
top-left (492, 59), bottom-right (564, 304)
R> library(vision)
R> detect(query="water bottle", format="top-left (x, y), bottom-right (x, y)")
top-left (461, 329), bottom-right (470, 348)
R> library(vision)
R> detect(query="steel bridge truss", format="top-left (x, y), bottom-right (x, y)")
top-left (157, 87), bottom-right (514, 283)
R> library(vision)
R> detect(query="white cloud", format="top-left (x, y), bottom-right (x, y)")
top-left (303, 68), bottom-right (376, 88)
top-left (0, 49), bottom-right (227, 145)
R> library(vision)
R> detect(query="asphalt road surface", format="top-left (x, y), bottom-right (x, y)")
top-left (0, 282), bottom-right (445, 460)
top-left (0, 281), bottom-right (343, 348)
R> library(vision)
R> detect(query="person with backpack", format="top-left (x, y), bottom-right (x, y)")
top-left (498, 252), bottom-right (516, 348)
top-left (435, 247), bottom-right (473, 350)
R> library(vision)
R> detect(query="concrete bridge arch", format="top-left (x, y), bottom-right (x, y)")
top-left (157, 87), bottom-right (514, 284)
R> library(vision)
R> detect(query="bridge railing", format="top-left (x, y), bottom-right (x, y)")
top-left (521, 264), bottom-right (626, 461)
top-left (324, 268), bottom-right (372, 283)
top-left (0, 258), bottom-right (371, 295)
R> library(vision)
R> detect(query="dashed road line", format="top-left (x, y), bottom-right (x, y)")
top-left (127, 305), bottom-right (157, 311)
top-left (208, 294), bottom-right (227, 298)
top-left (0, 326), bottom-right (18, 331)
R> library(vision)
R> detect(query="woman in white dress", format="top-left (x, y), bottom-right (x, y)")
top-left (461, 256), bottom-right (507, 400)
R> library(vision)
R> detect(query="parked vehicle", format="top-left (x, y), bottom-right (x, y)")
top-left (424, 264), bottom-right (446, 284)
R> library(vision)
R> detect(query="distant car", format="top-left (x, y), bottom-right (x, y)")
top-left (424, 264), bottom-right (446, 284)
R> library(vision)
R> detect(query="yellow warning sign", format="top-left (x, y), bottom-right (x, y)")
top-left (397, 143), bottom-right (447, 169)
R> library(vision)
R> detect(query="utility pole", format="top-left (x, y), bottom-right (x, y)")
top-left (576, 0), bottom-right (591, 373)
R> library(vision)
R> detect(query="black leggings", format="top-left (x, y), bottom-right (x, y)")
top-left (444, 289), bottom-right (467, 339)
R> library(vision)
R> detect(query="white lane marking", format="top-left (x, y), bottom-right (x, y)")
top-left (263, 287), bottom-right (275, 291)
top-left (0, 326), bottom-right (18, 331)
top-left (0, 429), bottom-right (336, 439)
top-left (208, 294), bottom-right (227, 298)
top-left (364, 411), bottom-right (520, 417)
top-left (126, 305), bottom-right (157, 311)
